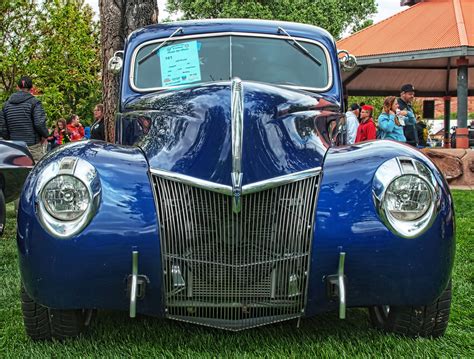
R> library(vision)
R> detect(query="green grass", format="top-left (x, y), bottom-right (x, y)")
top-left (1, 191), bottom-right (473, 358)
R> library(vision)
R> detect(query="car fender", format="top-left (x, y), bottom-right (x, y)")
top-left (305, 140), bottom-right (455, 316)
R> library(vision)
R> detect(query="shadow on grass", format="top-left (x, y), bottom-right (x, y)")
top-left (66, 308), bottom-right (382, 345)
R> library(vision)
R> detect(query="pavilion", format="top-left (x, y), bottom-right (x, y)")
top-left (337, 0), bottom-right (473, 147)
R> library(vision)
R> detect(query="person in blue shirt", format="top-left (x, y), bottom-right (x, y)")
top-left (378, 96), bottom-right (406, 142)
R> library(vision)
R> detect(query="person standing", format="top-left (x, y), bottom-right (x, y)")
top-left (355, 105), bottom-right (377, 143)
top-left (52, 118), bottom-right (71, 147)
top-left (0, 76), bottom-right (48, 163)
top-left (416, 115), bottom-right (428, 147)
top-left (378, 96), bottom-right (406, 143)
top-left (397, 84), bottom-right (418, 146)
top-left (90, 104), bottom-right (105, 140)
top-left (67, 114), bottom-right (85, 141)
top-left (345, 103), bottom-right (360, 145)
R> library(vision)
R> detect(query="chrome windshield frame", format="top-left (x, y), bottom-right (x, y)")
top-left (129, 32), bottom-right (333, 93)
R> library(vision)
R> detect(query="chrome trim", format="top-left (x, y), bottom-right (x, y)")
top-left (231, 77), bottom-right (244, 213)
top-left (150, 167), bottom-right (322, 196)
top-left (243, 167), bottom-right (321, 195)
top-left (35, 157), bottom-right (101, 238)
top-left (129, 251), bottom-right (139, 318)
top-left (150, 169), bottom-right (232, 195)
top-left (338, 252), bottom-right (346, 320)
top-left (231, 172), bottom-right (243, 213)
top-left (231, 77), bottom-right (243, 175)
top-left (373, 157), bottom-right (440, 239)
top-left (129, 31), bottom-right (333, 93)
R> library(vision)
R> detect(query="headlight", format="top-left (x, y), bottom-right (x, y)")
top-left (42, 175), bottom-right (90, 221)
top-left (373, 157), bottom-right (440, 238)
top-left (384, 175), bottom-right (432, 221)
top-left (35, 157), bottom-right (101, 238)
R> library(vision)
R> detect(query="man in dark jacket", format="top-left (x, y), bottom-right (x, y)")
top-left (1, 76), bottom-right (48, 163)
top-left (397, 84), bottom-right (418, 147)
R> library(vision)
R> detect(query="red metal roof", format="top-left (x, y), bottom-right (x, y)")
top-left (337, 0), bottom-right (474, 57)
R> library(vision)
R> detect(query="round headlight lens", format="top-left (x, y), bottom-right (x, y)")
top-left (42, 175), bottom-right (90, 221)
top-left (384, 175), bottom-right (432, 221)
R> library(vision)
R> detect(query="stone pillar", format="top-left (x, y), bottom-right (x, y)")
top-left (443, 96), bottom-right (451, 148)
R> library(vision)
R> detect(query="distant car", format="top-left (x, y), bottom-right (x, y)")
top-left (0, 140), bottom-right (34, 236)
top-left (17, 19), bottom-right (455, 340)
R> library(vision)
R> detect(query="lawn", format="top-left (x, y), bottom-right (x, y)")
top-left (1, 191), bottom-right (473, 358)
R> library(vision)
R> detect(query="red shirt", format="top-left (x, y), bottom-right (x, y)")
top-left (67, 124), bottom-right (85, 141)
top-left (355, 118), bottom-right (377, 143)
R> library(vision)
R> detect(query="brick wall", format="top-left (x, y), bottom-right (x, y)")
top-left (420, 97), bottom-right (474, 119)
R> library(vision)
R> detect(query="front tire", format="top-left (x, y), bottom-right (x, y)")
top-left (368, 281), bottom-right (452, 338)
top-left (21, 286), bottom-right (92, 340)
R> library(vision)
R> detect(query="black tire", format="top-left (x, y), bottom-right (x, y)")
top-left (21, 286), bottom-right (52, 340)
top-left (21, 286), bottom-right (92, 340)
top-left (368, 281), bottom-right (452, 338)
top-left (0, 189), bottom-right (5, 236)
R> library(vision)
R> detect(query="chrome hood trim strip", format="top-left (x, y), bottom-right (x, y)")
top-left (231, 77), bottom-right (244, 213)
top-left (150, 167), bottom-right (322, 195)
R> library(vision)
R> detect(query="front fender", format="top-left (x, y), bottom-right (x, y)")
top-left (306, 140), bottom-right (455, 316)
top-left (17, 141), bottom-right (163, 315)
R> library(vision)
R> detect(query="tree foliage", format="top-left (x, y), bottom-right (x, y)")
top-left (166, 0), bottom-right (377, 38)
top-left (0, 0), bottom-right (101, 126)
top-left (0, 0), bottom-right (41, 95)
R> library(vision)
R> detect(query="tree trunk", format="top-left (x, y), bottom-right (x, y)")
top-left (99, 0), bottom-right (158, 142)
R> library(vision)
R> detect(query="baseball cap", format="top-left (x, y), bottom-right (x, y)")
top-left (401, 84), bottom-right (415, 93)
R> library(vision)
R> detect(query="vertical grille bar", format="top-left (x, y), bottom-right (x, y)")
top-left (154, 174), bottom-right (320, 330)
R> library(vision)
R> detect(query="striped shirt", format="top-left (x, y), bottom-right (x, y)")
top-left (1, 91), bottom-right (48, 145)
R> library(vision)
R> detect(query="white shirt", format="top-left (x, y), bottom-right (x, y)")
top-left (345, 111), bottom-right (359, 144)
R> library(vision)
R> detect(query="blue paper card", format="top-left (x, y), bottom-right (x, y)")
top-left (159, 41), bottom-right (201, 86)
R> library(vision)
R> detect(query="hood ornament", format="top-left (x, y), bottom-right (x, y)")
top-left (231, 78), bottom-right (244, 213)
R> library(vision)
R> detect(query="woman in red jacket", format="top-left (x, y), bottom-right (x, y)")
top-left (66, 114), bottom-right (85, 141)
top-left (355, 105), bottom-right (377, 143)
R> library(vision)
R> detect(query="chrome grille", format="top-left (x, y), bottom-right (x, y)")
top-left (153, 173), bottom-right (320, 330)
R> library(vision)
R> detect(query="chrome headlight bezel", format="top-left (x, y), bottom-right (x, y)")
top-left (35, 157), bottom-right (101, 238)
top-left (373, 157), bottom-right (440, 238)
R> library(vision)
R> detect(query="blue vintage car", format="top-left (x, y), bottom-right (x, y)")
top-left (17, 19), bottom-right (454, 340)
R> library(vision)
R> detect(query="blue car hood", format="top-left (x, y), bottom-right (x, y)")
top-left (128, 81), bottom-right (340, 186)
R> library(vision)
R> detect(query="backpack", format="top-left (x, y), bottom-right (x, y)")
top-left (423, 127), bottom-right (428, 142)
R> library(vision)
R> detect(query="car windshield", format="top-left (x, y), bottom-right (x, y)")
top-left (133, 35), bottom-right (330, 91)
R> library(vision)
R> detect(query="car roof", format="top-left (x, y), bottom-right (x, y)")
top-left (127, 18), bottom-right (335, 46)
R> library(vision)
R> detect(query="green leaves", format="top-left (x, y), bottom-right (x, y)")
top-left (166, 0), bottom-right (377, 39)
top-left (0, 0), bottom-right (101, 127)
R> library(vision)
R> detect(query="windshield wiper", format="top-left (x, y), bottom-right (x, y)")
top-left (138, 27), bottom-right (184, 65)
top-left (277, 27), bottom-right (322, 66)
